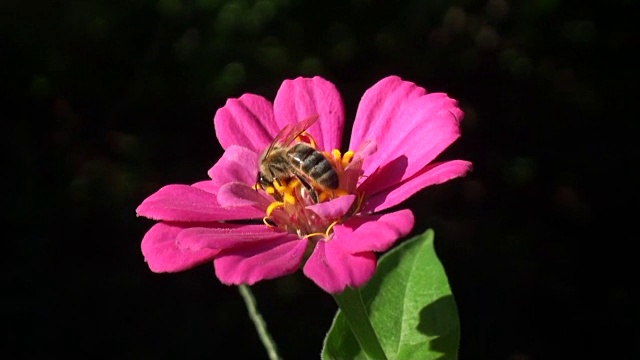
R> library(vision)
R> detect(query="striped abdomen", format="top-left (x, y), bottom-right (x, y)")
top-left (287, 143), bottom-right (338, 189)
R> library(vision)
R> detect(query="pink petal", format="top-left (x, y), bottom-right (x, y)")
top-left (303, 241), bottom-right (377, 294)
top-left (273, 76), bottom-right (345, 151)
top-left (216, 182), bottom-right (271, 211)
top-left (136, 184), bottom-right (260, 221)
top-left (213, 94), bottom-right (280, 152)
top-left (302, 208), bottom-right (415, 293)
top-left (177, 224), bottom-right (290, 250)
top-left (205, 145), bottom-right (259, 190)
top-left (349, 75), bottom-right (427, 151)
top-left (332, 209), bottom-right (415, 253)
top-left (213, 237), bottom-right (308, 285)
top-left (192, 180), bottom-right (218, 194)
top-left (347, 140), bottom-right (377, 168)
top-left (362, 160), bottom-right (473, 213)
top-left (356, 93), bottom-right (464, 195)
top-left (141, 222), bottom-right (219, 273)
top-left (307, 195), bottom-right (355, 220)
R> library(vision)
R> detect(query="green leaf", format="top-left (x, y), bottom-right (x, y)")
top-left (322, 229), bottom-right (460, 360)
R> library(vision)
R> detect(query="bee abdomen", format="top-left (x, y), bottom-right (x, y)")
top-left (289, 144), bottom-right (339, 189)
top-left (315, 167), bottom-right (339, 189)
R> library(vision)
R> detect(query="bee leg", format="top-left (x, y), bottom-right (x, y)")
top-left (309, 189), bottom-right (320, 204)
top-left (295, 174), bottom-right (320, 203)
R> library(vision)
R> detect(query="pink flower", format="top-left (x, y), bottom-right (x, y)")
top-left (136, 75), bottom-right (472, 293)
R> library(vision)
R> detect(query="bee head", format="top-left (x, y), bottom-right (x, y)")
top-left (256, 171), bottom-right (270, 191)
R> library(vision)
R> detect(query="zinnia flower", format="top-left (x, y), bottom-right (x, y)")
top-left (136, 75), bottom-right (472, 293)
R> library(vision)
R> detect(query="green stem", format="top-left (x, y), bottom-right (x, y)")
top-left (333, 287), bottom-right (388, 360)
top-left (238, 285), bottom-right (281, 360)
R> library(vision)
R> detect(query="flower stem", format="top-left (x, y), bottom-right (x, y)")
top-left (333, 286), bottom-right (388, 360)
top-left (238, 285), bottom-right (281, 360)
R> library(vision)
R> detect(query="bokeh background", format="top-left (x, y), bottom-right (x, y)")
top-left (7, 0), bottom-right (638, 358)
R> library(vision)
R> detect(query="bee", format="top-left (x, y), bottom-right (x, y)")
top-left (257, 115), bottom-right (339, 203)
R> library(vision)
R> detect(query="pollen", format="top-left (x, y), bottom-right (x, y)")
top-left (265, 179), bottom-right (298, 217)
top-left (331, 149), bottom-right (342, 163)
top-left (266, 201), bottom-right (285, 216)
top-left (302, 219), bottom-right (340, 241)
top-left (341, 150), bottom-right (354, 168)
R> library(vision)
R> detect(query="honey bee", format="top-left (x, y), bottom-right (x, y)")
top-left (257, 115), bottom-right (338, 203)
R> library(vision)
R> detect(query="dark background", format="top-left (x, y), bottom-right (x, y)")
top-left (6, 0), bottom-right (638, 359)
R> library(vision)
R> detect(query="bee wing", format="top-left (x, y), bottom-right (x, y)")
top-left (262, 115), bottom-right (318, 157)
top-left (276, 114), bottom-right (319, 146)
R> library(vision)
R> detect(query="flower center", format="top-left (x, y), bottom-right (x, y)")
top-left (255, 134), bottom-right (366, 241)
